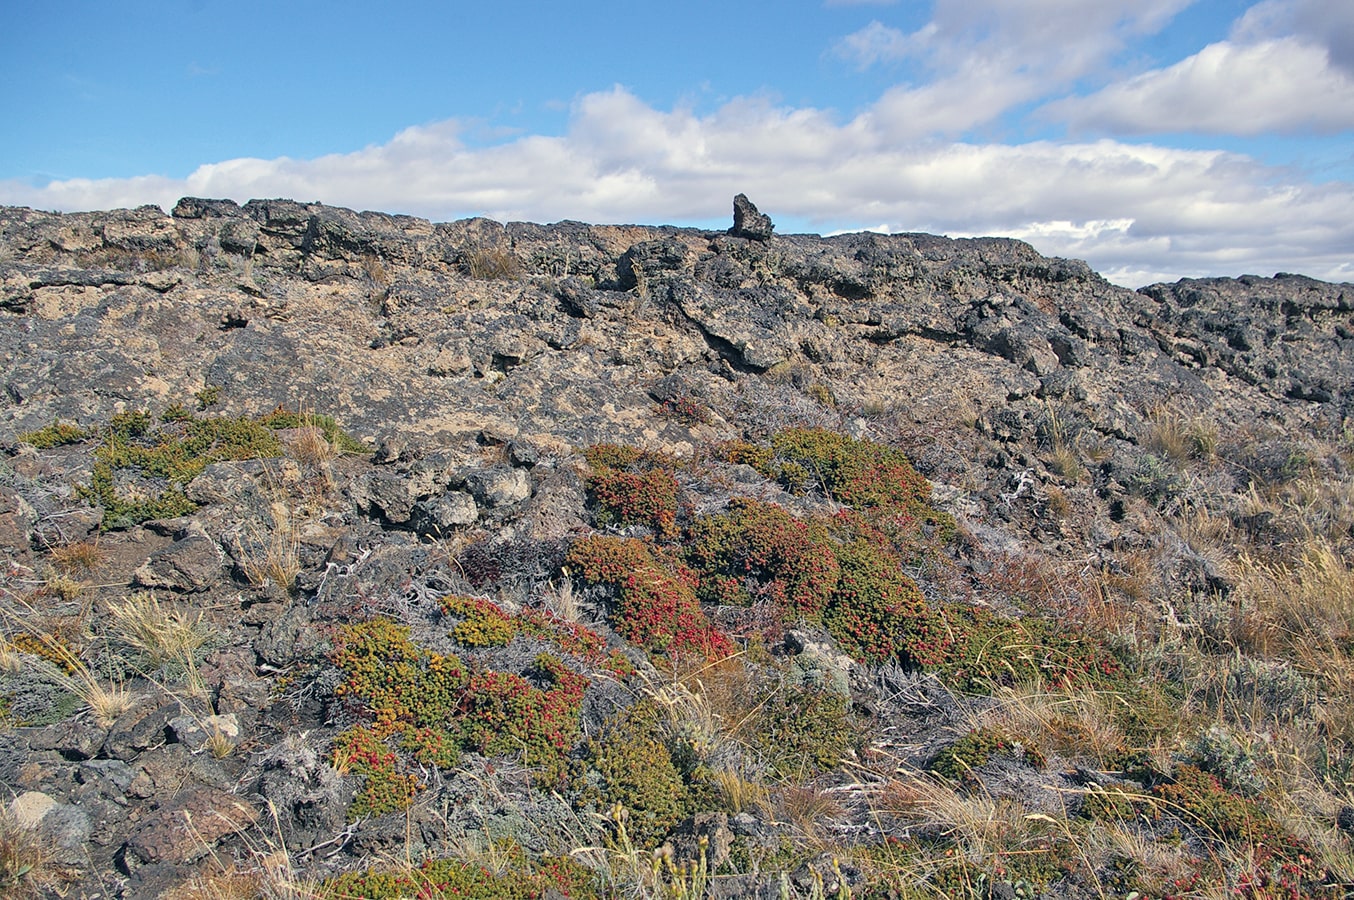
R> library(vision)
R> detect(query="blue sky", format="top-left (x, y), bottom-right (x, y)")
top-left (2, 0), bottom-right (1351, 287)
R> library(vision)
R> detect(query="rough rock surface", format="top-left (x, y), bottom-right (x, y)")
top-left (1, 195), bottom-right (1351, 897)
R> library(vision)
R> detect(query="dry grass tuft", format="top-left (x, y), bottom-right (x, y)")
top-left (204, 727), bottom-right (236, 760)
top-left (775, 783), bottom-right (844, 839)
top-left (711, 765), bottom-right (771, 815)
top-left (163, 852), bottom-right (322, 900)
top-left (239, 502), bottom-right (302, 592)
top-left (1224, 537), bottom-right (1354, 680)
top-left (34, 644), bottom-right (132, 727)
top-left (0, 806), bottom-right (62, 899)
top-left (0, 637), bottom-right (22, 674)
top-left (542, 574), bottom-right (580, 622)
top-left (108, 591), bottom-right (211, 667)
top-left (0, 594), bottom-right (132, 726)
top-left (877, 775), bottom-right (1030, 858)
top-left (1146, 406), bottom-right (1218, 464)
top-left (977, 683), bottom-right (1128, 766)
top-left (48, 539), bottom-right (107, 575)
top-left (40, 571), bottom-right (84, 602)
top-left (643, 673), bottom-right (732, 765)
top-left (464, 248), bottom-right (524, 280)
top-left (1087, 822), bottom-right (1205, 897)
top-left (282, 425), bottom-right (338, 468)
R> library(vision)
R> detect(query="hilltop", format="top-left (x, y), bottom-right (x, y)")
top-left (0, 195), bottom-right (1351, 898)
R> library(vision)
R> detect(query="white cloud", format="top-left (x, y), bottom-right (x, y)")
top-left (832, 0), bottom-right (1193, 135)
top-left (2, 85), bottom-right (1349, 288)
top-left (832, 21), bottom-right (927, 69)
top-left (1234, 0), bottom-right (1354, 73)
top-left (1049, 37), bottom-right (1354, 135)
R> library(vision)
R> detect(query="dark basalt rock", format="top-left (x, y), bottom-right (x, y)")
top-left (728, 192), bottom-right (774, 241)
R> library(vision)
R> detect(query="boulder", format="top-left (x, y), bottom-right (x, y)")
top-left (132, 522), bottom-right (224, 592)
top-left (464, 466), bottom-right (532, 508)
top-left (124, 788), bottom-right (258, 865)
top-left (728, 193), bottom-right (774, 242)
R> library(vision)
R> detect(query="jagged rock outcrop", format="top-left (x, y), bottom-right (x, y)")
top-left (729, 192), bottom-right (774, 241)
top-left (3, 196), bottom-right (1346, 456)
top-left (2, 196), bottom-right (1352, 898)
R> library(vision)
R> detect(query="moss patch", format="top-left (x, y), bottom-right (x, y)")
top-left (322, 851), bottom-right (600, 900)
top-left (74, 405), bottom-right (364, 529)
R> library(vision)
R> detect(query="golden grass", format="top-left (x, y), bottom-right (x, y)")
top-left (0, 806), bottom-right (61, 899)
top-left (162, 849), bottom-right (322, 900)
top-left (47, 539), bottom-right (107, 575)
top-left (0, 595), bottom-right (132, 726)
top-left (0, 636), bottom-right (22, 674)
top-left (975, 682), bottom-right (1128, 767)
top-left (775, 784), bottom-right (844, 841)
top-left (1086, 822), bottom-right (1207, 898)
top-left (1145, 406), bottom-right (1218, 464)
top-left (204, 727), bottom-right (236, 760)
top-left (40, 571), bottom-right (84, 602)
top-left (876, 775), bottom-right (1032, 860)
top-left (710, 766), bottom-right (771, 816)
top-left (282, 424), bottom-right (338, 468)
top-left (108, 591), bottom-right (210, 667)
top-left (464, 248), bottom-right (523, 280)
top-left (239, 502), bottom-right (301, 592)
top-left (541, 574), bottom-right (580, 622)
top-left (642, 673), bottom-right (733, 765)
top-left (33, 641), bottom-right (132, 727)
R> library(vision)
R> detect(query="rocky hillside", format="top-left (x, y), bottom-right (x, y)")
top-left (1, 195), bottom-right (1352, 899)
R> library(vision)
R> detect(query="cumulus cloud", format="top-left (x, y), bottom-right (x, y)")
top-left (1234, 0), bottom-right (1354, 73)
top-left (2, 84), bottom-right (1349, 288)
top-left (1049, 37), bottom-right (1354, 135)
top-left (833, 0), bottom-right (1193, 135)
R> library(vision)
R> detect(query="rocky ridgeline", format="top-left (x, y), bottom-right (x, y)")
top-left (0, 195), bottom-right (1351, 898)
top-left (2, 194), bottom-right (1351, 449)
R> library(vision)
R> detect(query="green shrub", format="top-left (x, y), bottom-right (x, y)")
top-left (743, 428), bottom-right (957, 557)
top-left (821, 531), bottom-right (937, 667)
top-left (1084, 764), bottom-right (1338, 896)
top-left (766, 428), bottom-right (932, 514)
top-left (18, 421), bottom-right (90, 448)
top-left (331, 617), bottom-right (589, 809)
top-left (565, 536), bottom-right (733, 659)
top-left (686, 498), bottom-right (839, 619)
top-left (460, 654), bottom-right (588, 776)
top-left (440, 595), bottom-right (634, 675)
top-left (322, 852), bottom-right (600, 900)
top-left (712, 439), bottom-right (773, 471)
top-left (582, 444), bottom-right (679, 536)
top-left (579, 700), bottom-right (689, 847)
top-left (79, 404), bottom-right (364, 528)
top-left (756, 683), bottom-right (853, 776)
top-left (931, 727), bottom-right (1044, 783)
top-left (443, 595), bottom-right (519, 647)
top-left (1154, 765), bottom-right (1335, 894)
top-left (331, 725), bottom-right (421, 819)
top-left (659, 395), bottom-right (712, 426)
